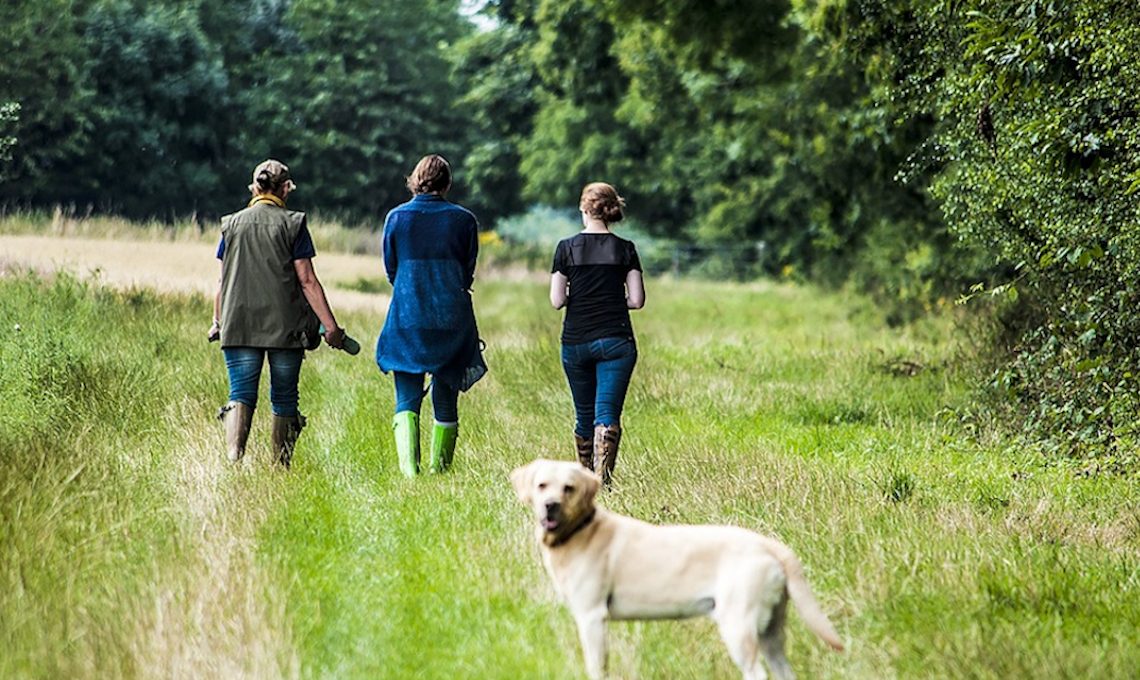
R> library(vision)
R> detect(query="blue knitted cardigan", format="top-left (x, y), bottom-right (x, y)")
top-left (375, 194), bottom-right (486, 391)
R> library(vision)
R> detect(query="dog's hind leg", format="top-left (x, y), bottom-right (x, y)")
top-left (715, 615), bottom-right (768, 680)
top-left (759, 632), bottom-right (793, 680)
top-left (757, 595), bottom-right (794, 680)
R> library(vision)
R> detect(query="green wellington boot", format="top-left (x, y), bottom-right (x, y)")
top-left (393, 411), bottom-right (420, 477)
top-left (428, 422), bottom-right (458, 473)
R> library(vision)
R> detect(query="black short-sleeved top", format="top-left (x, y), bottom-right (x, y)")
top-left (551, 232), bottom-right (642, 345)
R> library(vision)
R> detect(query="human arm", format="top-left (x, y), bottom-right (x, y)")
top-left (209, 268), bottom-right (222, 341)
top-left (625, 243), bottom-right (645, 309)
top-left (465, 216), bottom-right (479, 290)
top-left (209, 238), bottom-right (224, 340)
top-left (550, 271), bottom-right (569, 309)
top-left (293, 258), bottom-right (345, 348)
top-left (382, 213), bottom-right (398, 284)
top-left (625, 269), bottom-right (645, 309)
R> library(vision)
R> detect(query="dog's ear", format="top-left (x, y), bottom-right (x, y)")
top-left (576, 465), bottom-right (601, 506)
top-left (509, 462), bottom-right (535, 504)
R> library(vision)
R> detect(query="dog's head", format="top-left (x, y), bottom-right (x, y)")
top-left (510, 459), bottom-right (601, 544)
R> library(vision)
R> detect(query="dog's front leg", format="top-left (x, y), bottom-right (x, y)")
top-left (574, 606), bottom-right (608, 679)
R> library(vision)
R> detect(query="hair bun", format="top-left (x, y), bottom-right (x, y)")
top-left (248, 159), bottom-right (294, 195)
top-left (602, 202), bottom-right (624, 223)
top-left (580, 182), bottom-right (625, 224)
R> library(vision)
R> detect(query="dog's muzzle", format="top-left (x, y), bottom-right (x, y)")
top-left (542, 501), bottom-right (562, 531)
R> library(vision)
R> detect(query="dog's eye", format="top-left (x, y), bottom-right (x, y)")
top-left (564, 484), bottom-right (575, 494)
top-left (537, 482), bottom-right (548, 491)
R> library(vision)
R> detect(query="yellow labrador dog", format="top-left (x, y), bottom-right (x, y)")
top-left (511, 459), bottom-right (843, 680)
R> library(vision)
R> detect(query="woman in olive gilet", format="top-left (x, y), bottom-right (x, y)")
top-left (211, 159), bottom-right (345, 467)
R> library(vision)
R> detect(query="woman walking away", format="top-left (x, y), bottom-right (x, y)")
top-left (211, 159), bottom-right (346, 468)
top-left (375, 154), bottom-right (486, 477)
top-left (550, 182), bottom-right (645, 485)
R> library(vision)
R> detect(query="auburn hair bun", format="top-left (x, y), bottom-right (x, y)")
top-left (580, 182), bottom-right (625, 223)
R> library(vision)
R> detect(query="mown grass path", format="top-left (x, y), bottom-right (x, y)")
top-left (1, 237), bottom-right (1137, 679)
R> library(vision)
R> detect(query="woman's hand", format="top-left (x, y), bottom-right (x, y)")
top-left (323, 325), bottom-right (346, 349)
top-left (207, 318), bottom-right (221, 342)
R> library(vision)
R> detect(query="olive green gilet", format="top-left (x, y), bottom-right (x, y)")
top-left (218, 201), bottom-right (313, 349)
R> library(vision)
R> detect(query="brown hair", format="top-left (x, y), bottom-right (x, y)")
top-left (406, 154), bottom-right (452, 195)
top-left (248, 159), bottom-right (296, 195)
top-left (579, 182), bottom-right (625, 223)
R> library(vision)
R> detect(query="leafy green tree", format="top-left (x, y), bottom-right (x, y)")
top-left (0, 103), bottom-right (19, 170)
top-left (464, 0), bottom-right (975, 303)
top-left (1, 0), bottom-right (478, 222)
top-left (81, 0), bottom-right (231, 217)
top-left (240, 0), bottom-right (474, 222)
top-left (0, 0), bottom-right (94, 207)
top-left (452, 19), bottom-right (541, 223)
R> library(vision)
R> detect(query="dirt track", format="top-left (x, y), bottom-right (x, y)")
top-left (0, 235), bottom-right (390, 314)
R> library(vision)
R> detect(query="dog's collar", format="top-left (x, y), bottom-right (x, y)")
top-left (545, 508), bottom-right (597, 548)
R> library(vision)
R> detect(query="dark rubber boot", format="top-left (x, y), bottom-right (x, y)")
top-left (575, 433), bottom-right (594, 470)
top-left (271, 413), bottom-right (306, 469)
top-left (218, 401), bottom-right (253, 462)
top-left (592, 424), bottom-right (621, 486)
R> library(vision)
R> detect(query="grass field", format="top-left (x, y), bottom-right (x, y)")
top-left (1, 238), bottom-right (1138, 679)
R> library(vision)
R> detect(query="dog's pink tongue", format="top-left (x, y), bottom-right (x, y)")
top-left (542, 518), bottom-right (558, 531)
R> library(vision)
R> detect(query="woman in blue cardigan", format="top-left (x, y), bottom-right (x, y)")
top-left (376, 154), bottom-right (486, 477)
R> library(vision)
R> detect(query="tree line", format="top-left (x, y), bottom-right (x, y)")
top-left (4, 0), bottom-right (1140, 462)
top-left (0, 0), bottom-right (472, 221)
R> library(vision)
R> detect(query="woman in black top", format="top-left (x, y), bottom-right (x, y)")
top-left (550, 182), bottom-right (645, 484)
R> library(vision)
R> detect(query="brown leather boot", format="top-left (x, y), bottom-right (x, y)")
top-left (218, 401), bottom-right (253, 462)
top-left (271, 413), bottom-right (306, 469)
top-left (592, 424), bottom-right (621, 485)
top-left (574, 433), bottom-right (594, 470)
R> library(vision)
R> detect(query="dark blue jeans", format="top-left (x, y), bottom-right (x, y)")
top-left (393, 371), bottom-right (459, 423)
top-left (561, 337), bottom-right (638, 439)
top-left (223, 347), bottom-right (305, 416)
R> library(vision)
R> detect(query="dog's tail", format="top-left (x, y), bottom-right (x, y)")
top-left (759, 536), bottom-right (844, 652)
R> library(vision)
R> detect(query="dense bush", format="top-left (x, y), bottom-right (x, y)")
top-left (833, 0), bottom-right (1140, 460)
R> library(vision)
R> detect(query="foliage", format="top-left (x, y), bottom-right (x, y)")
top-left (0, 103), bottom-right (18, 173)
top-left (243, 0), bottom-right (474, 221)
top-left (451, 22), bottom-right (541, 223)
top-left (0, 0), bottom-right (95, 207)
top-left (82, 1), bottom-right (232, 217)
top-left (830, 0), bottom-right (1140, 457)
top-left (458, 0), bottom-right (991, 315)
top-left (0, 0), bottom-right (475, 222)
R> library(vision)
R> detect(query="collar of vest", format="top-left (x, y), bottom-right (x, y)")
top-left (248, 193), bottom-right (286, 208)
top-left (545, 508), bottom-right (597, 548)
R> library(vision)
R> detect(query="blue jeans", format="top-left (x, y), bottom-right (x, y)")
top-left (561, 337), bottom-right (637, 439)
top-left (393, 371), bottom-right (459, 423)
top-left (223, 347), bottom-right (305, 416)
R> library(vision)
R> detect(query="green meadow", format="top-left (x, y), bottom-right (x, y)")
top-left (1, 262), bottom-right (1137, 679)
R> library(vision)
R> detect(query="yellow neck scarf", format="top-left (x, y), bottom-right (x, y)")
top-left (248, 193), bottom-right (286, 208)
